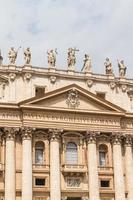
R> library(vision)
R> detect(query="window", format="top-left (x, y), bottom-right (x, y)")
top-left (99, 144), bottom-right (108, 167)
top-left (35, 87), bottom-right (45, 97)
top-left (96, 92), bottom-right (105, 99)
top-left (35, 141), bottom-right (44, 165)
top-left (66, 142), bottom-right (78, 164)
top-left (100, 180), bottom-right (110, 188)
top-left (35, 178), bottom-right (45, 186)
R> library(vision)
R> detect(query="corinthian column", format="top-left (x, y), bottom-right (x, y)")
top-left (86, 132), bottom-right (100, 200)
top-left (125, 135), bottom-right (133, 200)
top-left (5, 128), bottom-right (16, 200)
top-left (112, 133), bottom-right (125, 200)
top-left (21, 128), bottom-right (32, 200)
top-left (49, 129), bottom-right (62, 200)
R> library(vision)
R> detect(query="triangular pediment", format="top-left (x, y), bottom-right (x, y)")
top-left (19, 84), bottom-right (125, 114)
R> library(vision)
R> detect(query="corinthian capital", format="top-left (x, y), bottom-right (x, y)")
top-left (111, 132), bottom-right (123, 145)
top-left (4, 127), bottom-right (18, 140)
top-left (124, 134), bottom-right (133, 146)
top-left (85, 131), bottom-right (99, 144)
top-left (48, 128), bottom-right (63, 141)
top-left (21, 127), bottom-right (33, 140)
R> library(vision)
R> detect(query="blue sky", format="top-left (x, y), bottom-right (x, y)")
top-left (0, 0), bottom-right (133, 77)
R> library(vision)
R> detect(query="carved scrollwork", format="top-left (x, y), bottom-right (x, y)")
top-left (86, 79), bottom-right (93, 88)
top-left (21, 127), bottom-right (34, 140)
top-left (109, 81), bottom-right (116, 90)
top-left (111, 132), bottom-right (123, 145)
top-left (124, 134), bottom-right (132, 146)
top-left (23, 73), bottom-right (32, 81)
top-left (85, 131), bottom-right (99, 144)
top-left (4, 127), bottom-right (18, 140)
top-left (48, 128), bottom-right (63, 141)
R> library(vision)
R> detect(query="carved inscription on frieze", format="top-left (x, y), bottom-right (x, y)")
top-left (23, 111), bottom-right (120, 126)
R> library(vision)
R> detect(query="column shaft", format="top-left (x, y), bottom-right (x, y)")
top-left (125, 136), bottom-right (133, 200)
top-left (113, 134), bottom-right (125, 200)
top-left (5, 129), bottom-right (15, 200)
top-left (22, 129), bottom-right (32, 200)
top-left (50, 129), bottom-right (61, 200)
top-left (87, 132), bottom-right (100, 200)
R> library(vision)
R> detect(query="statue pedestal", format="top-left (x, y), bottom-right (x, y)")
top-left (85, 72), bottom-right (92, 76)
top-left (108, 74), bottom-right (114, 80)
top-left (8, 65), bottom-right (16, 70)
top-left (23, 65), bottom-right (32, 70)
top-left (48, 66), bottom-right (56, 72)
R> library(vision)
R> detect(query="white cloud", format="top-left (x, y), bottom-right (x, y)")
top-left (0, 0), bottom-right (133, 77)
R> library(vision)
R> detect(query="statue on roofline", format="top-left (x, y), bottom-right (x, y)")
top-left (104, 57), bottom-right (113, 75)
top-left (67, 47), bottom-right (79, 70)
top-left (24, 47), bottom-right (31, 65)
top-left (8, 46), bottom-right (21, 65)
top-left (117, 59), bottom-right (126, 78)
top-left (0, 50), bottom-right (3, 66)
top-left (47, 49), bottom-right (57, 67)
top-left (82, 54), bottom-right (92, 73)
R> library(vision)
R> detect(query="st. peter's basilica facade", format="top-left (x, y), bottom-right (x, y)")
top-left (0, 48), bottom-right (132, 200)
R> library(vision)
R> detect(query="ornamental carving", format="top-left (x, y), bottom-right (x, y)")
top-left (67, 178), bottom-right (80, 187)
top-left (124, 134), bottom-right (132, 146)
top-left (9, 73), bottom-right (16, 81)
top-left (85, 131), bottom-right (99, 143)
top-left (4, 127), bottom-right (18, 140)
top-left (24, 73), bottom-right (32, 81)
top-left (34, 129), bottom-right (48, 140)
top-left (109, 82), bottom-right (116, 90)
top-left (86, 79), bottom-right (93, 87)
top-left (111, 132), bottom-right (123, 145)
top-left (21, 127), bottom-right (33, 140)
top-left (49, 75), bottom-right (56, 84)
top-left (66, 89), bottom-right (80, 108)
top-left (48, 129), bottom-right (63, 141)
top-left (121, 84), bottom-right (127, 92)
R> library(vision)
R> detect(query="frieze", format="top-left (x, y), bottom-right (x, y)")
top-left (23, 111), bottom-right (121, 127)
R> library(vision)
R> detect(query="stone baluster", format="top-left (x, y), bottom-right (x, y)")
top-left (49, 129), bottom-right (62, 200)
top-left (112, 133), bottom-right (125, 200)
top-left (4, 128), bottom-right (16, 200)
top-left (21, 128), bottom-right (32, 200)
top-left (124, 135), bottom-right (133, 200)
top-left (86, 131), bottom-right (100, 200)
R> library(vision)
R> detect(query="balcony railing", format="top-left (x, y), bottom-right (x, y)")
top-left (98, 166), bottom-right (113, 172)
top-left (62, 164), bottom-right (87, 175)
top-left (32, 164), bottom-right (50, 171)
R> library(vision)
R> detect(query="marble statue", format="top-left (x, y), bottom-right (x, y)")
top-left (8, 47), bottom-right (21, 65)
top-left (47, 49), bottom-right (57, 67)
top-left (82, 54), bottom-right (92, 72)
top-left (104, 57), bottom-right (113, 75)
top-left (118, 59), bottom-right (126, 78)
top-left (0, 50), bottom-right (3, 66)
top-left (24, 47), bottom-right (31, 65)
top-left (67, 48), bottom-right (79, 70)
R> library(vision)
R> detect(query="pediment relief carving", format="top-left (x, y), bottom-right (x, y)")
top-left (19, 84), bottom-right (125, 113)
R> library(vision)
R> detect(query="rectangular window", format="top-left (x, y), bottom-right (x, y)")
top-left (35, 178), bottom-right (45, 186)
top-left (99, 152), bottom-right (106, 166)
top-left (96, 92), bottom-right (105, 99)
top-left (100, 180), bottom-right (110, 188)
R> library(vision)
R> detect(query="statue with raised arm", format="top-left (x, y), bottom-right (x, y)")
top-left (82, 54), bottom-right (92, 73)
top-left (24, 47), bottom-right (31, 65)
top-left (8, 47), bottom-right (21, 65)
top-left (67, 48), bottom-right (79, 70)
top-left (104, 57), bottom-right (113, 75)
top-left (117, 59), bottom-right (126, 78)
top-left (47, 49), bottom-right (57, 67)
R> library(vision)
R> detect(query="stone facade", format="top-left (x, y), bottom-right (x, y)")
top-left (0, 64), bottom-right (133, 200)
